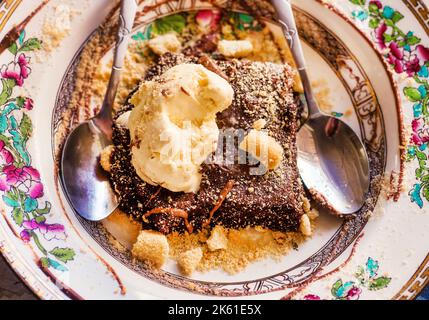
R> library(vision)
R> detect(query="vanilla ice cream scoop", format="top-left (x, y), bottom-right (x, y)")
top-left (128, 64), bottom-right (234, 193)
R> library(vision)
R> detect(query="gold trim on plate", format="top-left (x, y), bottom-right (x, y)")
top-left (0, 0), bottom-right (22, 32)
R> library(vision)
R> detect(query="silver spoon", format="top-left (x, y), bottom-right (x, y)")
top-left (272, 0), bottom-right (370, 215)
top-left (60, 0), bottom-right (137, 221)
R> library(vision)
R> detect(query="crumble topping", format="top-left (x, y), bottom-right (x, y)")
top-left (132, 230), bottom-right (169, 269)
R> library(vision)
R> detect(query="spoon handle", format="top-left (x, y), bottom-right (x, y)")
top-left (271, 0), bottom-right (321, 117)
top-left (95, 0), bottom-right (138, 137)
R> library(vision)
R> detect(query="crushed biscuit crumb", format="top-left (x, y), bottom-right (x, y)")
top-left (206, 226), bottom-right (228, 251)
top-left (132, 230), bottom-right (169, 269)
top-left (178, 247), bottom-right (203, 276)
top-left (100, 145), bottom-right (114, 172)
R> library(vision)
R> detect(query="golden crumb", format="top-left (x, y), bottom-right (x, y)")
top-left (178, 248), bottom-right (203, 276)
top-left (206, 226), bottom-right (228, 251)
top-left (100, 145), bottom-right (114, 172)
top-left (218, 39), bottom-right (254, 58)
top-left (41, 4), bottom-right (72, 52)
top-left (167, 226), bottom-right (310, 275)
top-left (132, 230), bottom-right (169, 269)
top-left (148, 33), bottom-right (182, 55)
top-left (300, 214), bottom-right (312, 236)
top-left (307, 208), bottom-right (320, 220)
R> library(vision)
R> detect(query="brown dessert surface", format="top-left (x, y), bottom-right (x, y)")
top-left (110, 53), bottom-right (306, 234)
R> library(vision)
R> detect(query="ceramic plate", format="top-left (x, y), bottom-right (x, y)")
top-left (0, 0), bottom-right (428, 300)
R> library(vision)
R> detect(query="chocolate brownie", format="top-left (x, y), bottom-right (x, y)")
top-left (110, 53), bottom-right (306, 234)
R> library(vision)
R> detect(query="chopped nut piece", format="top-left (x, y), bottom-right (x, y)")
top-left (253, 119), bottom-right (267, 131)
top-left (307, 208), bottom-right (319, 220)
top-left (178, 247), bottom-right (203, 276)
top-left (206, 226), bottom-right (228, 251)
top-left (239, 129), bottom-right (284, 170)
top-left (100, 145), bottom-right (114, 172)
top-left (300, 214), bottom-right (312, 236)
top-left (132, 230), bottom-right (169, 269)
top-left (148, 33), bottom-right (182, 55)
top-left (218, 40), bottom-right (253, 58)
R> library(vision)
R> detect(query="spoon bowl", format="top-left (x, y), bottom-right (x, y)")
top-left (297, 115), bottom-right (370, 214)
top-left (272, 0), bottom-right (370, 215)
top-left (61, 120), bottom-right (118, 221)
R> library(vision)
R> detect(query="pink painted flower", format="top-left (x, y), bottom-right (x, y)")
top-left (387, 42), bottom-right (405, 73)
top-left (196, 9), bottom-right (222, 30)
top-left (24, 98), bottom-right (33, 110)
top-left (304, 294), bottom-right (321, 300)
top-left (23, 219), bottom-right (66, 241)
top-left (0, 53), bottom-right (31, 87)
top-left (346, 287), bottom-right (362, 300)
top-left (20, 230), bottom-right (31, 243)
top-left (0, 140), bottom-right (14, 165)
top-left (386, 42), bottom-right (425, 76)
top-left (412, 118), bottom-right (429, 146)
top-left (0, 165), bottom-right (44, 198)
top-left (416, 45), bottom-right (429, 64)
top-left (375, 23), bottom-right (388, 50)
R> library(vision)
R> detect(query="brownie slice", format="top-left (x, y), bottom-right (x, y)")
top-left (110, 53), bottom-right (306, 234)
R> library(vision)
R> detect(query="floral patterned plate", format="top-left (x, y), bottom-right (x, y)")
top-left (0, 0), bottom-right (428, 300)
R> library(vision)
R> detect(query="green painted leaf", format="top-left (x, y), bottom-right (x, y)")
top-left (36, 201), bottom-right (51, 215)
top-left (18, 38), bottom-right (41, 52)
top-left (369, 276), bottom-right (391, 291)
top-left (34, 215), bottom-right (46, 224)
top-left (391, 11), bottom-right (404, 23)
top-left (8, 42), bottom-right (18, 55)
top-left (369, 18), bottom-right (380, 29)
top-left (423, 185), bottom-right (429, 201)
top-left (153, 14), bottom-right (186, 35)
top-left (404, 87), bottom-right (422, 102)
top-left (49, 247), bottom-right (75, 264)
top-left (406, 35), bottom-right (421, 46)
top-left (368, 3), bottom-right (379, 13)
top-left (350, 0), bottom-right (366, 5)
top-left (19, 113), bottom-right (32, 141)
top-left (40, 257), bottom-right (50, 268)
top-left (15, 96), bottom-right (25, 108)
top-left (416, 149), bottom-right (428, 161)
top-left (0, 79), bottom-right (16, 106)
top-left (331, 279), bottom-right (343, 297)
top-left (355, 265), bottom-right (366, 284)
top-left (12, 207), bottom-right (23, 226)
top-left (385, 19), bottom-right (395, 27)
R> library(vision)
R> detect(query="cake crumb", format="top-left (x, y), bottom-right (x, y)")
top-left (148, 33), bottom-right (182, 55)
top-left (206, 226), bottom-right (228, 251)
top-left (132, 230), bottom-right (169, 269)
top-left (41, 4), bottom-right (72, 52)
top-left (300, 214), bottom-right (312, 236)
top-left (100, 145), bottom-right (114, 172)
top-left (218, 39), bottom-right (253, 58)
top-left (178, 247), bottom-right (203, 276)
